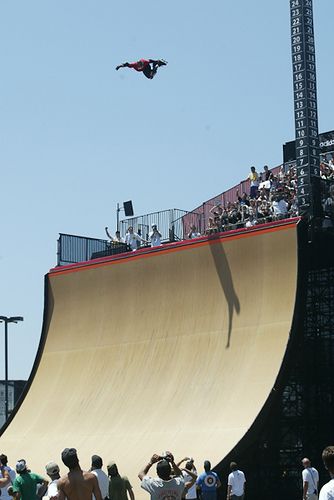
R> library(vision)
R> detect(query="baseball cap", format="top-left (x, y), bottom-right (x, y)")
top-left (61, 448), bottom-right (78, 468)
top-left (45, 462), bottom-right (60, 475)
top-left (16, 460), bottom-right (27, 473)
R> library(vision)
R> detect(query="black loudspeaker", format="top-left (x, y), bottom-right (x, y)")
top-left (123, 200), bottom-right (134, 217)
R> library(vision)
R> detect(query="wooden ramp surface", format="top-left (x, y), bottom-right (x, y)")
top-left (0, 221), bottom-right (298, 497)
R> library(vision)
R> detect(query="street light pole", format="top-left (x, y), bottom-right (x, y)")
top-left (0, 316), bottom-right (24, 421)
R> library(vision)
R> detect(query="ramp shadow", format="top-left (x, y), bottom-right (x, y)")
top-left (208, 236), bottom-right (240, 348)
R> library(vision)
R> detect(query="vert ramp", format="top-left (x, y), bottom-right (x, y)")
top-left (0, 220), bottom-right (299, 498)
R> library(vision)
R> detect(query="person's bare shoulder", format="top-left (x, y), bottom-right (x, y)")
top-left (83, 470), bottom-right (97, 480)
top-left (57, 475), bottom-right (68, 487)
top-left (56, 475), bottom-right (69, 499)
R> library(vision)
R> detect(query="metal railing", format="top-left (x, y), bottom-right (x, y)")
top-left (57, 209), bottom-right (192, 266)
top-left (57, 234), bottom-right (131, 266)
top-left (120, 208), bottom-right (190, 242)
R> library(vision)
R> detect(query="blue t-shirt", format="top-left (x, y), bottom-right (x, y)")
top-left (196, 471), bottom-right (219, 492)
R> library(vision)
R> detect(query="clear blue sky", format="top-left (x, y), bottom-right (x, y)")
top-left (1, 0), bottom-right (333, 380)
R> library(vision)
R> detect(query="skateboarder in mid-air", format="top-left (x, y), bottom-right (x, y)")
top-left (115, 58), bottom-right (167, 79)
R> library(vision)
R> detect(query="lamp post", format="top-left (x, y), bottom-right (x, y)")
top-left (0, 316), bottom-right (24, 421)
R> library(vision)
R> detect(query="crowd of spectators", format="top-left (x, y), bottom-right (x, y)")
top-left (103, 155), bottom-right (334, 250)
top-left (202, 157), bottom-right (334, 236)
top-left (0, 450), bottom-right (245, 500)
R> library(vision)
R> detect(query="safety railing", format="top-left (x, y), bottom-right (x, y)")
top-left (119, 208), bottom-right (190, 242)
top-left (57, 234), bottom-right (130, 266)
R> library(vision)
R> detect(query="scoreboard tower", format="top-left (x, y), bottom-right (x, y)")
top-left (290, 0), bottom-right (322, 219)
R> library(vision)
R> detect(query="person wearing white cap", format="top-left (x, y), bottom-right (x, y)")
top-left (149, 225), bottom-right (162, 247)
top-left (11, 459), bottom-right (48, 499)
top-left (45, 462), bottom-right (61, 499)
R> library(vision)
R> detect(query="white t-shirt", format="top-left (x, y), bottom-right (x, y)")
top-left (141, 475), bottom-right (185, 500)
top-left (46, 479), bottom-right (59, 498)
top-left (182, 471), bottom-right (196, 499)
top-left (189, 231), bottom-right (201, 239)
top-left (272, 199), bottom-right (288, 215)
top-left (302, 467), bottom-right (319, 494)
top-left (0, 466), bottom-right (16, 500)
top-left (320, 478), bottom-right (334, 500)
top-left (92, 469), bottom-right (109, 499)
top-left (249, 172), bottom-right (259, 187)
top-left (149, 231), bottom-right (162, 247)
top-left (125, 232), bottom-right (142, 251)
top-left (228, 470), bottom-right (246, 496)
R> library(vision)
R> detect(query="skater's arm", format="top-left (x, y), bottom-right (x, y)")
top-left (116, 62), bottom-right (130, 70)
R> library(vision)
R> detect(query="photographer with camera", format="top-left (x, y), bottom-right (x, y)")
top-left (138, 452), bottom-right (192, 500)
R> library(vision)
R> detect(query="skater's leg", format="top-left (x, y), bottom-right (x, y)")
top-left (143, 65), bottom-right (154, 79)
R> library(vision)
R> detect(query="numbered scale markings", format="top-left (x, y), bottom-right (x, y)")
top-left (290, 0), bottom-right (321, 213)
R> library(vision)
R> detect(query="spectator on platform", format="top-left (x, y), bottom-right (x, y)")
top-left (105, 227), bottom-right (124, 244)
top-left (227, 462), bottom-right (246, 500)
top-left (236, 190), bottom-right (250, 207)
top-left (188, 225), bottom-right (201, 239)
top-left (245, 211), bottom-right (257, 228)
top-left (90, 455), bottom-right (109, 500)
top-left (262, 165), bottom-right (273, 182)
top-left (149, 224), bottom-right (162, 247)
top-left (107, 461), bottom-right (134, 500)
top-left (272, 194), bottom-right (289, 218)
top-left (248, 166), bottom-right (260, 199)
top-left (125, 226), bottom-right (147, 251)
top-left (206, 217), bottom-right (219, 235)
top-left (210, 204), bottom-right (223, 232)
